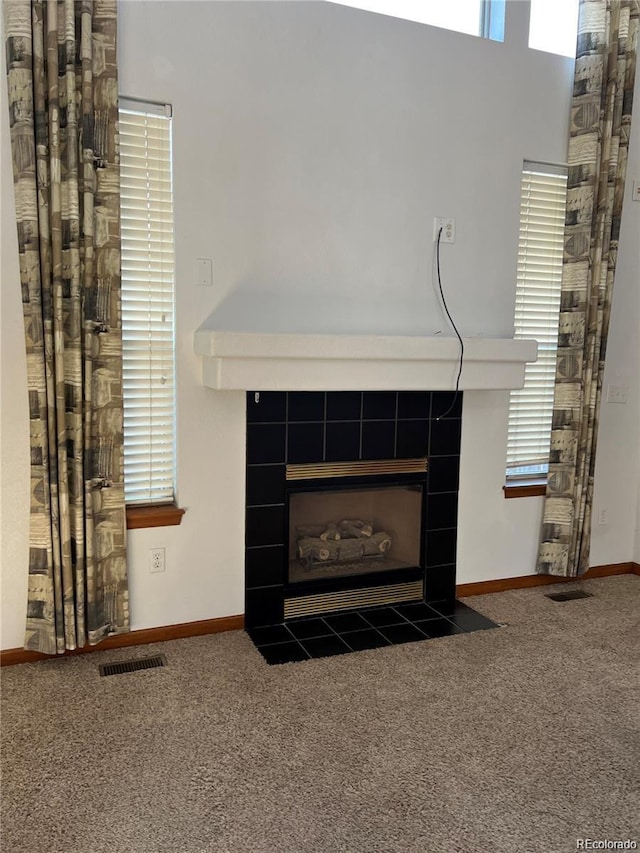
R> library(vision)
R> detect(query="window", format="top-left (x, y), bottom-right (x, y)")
top-left (506, 162), bottom-right (567, 483)
top-left (119, 99), bottom-right (176, 505)
top-left (529, 0), bottom-right (579, 57)
top-left (328, 0), bottom-right (505, 42)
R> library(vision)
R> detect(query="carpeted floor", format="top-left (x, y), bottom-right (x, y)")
top-left (1, 575), bottom-right (639, 853)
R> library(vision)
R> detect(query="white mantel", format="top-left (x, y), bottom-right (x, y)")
top-left (194, 331), bottom-right (537, 391)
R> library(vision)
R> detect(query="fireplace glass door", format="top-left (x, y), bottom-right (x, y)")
top-left (288, 484), bottom-right (423, 583)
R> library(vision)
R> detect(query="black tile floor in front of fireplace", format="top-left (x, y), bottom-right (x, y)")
top-left (247, 600), bottom-right (499, 664)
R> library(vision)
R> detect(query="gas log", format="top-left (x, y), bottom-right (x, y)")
top-left (297, 530), bottom-right (392, 567)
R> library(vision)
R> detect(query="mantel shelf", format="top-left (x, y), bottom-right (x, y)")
top-left (194, 330), bottom-right (538, 392)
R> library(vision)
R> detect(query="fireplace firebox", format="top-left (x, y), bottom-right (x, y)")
top-left (288, 480), bottom-right (424, 584)
top-left (245, 391), bottom-right (461, 629)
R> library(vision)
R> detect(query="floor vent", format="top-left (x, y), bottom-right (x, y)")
top-left (99, 654), bottom-right (167, 677)
top-left (546, 590), bottom-right (593, 602)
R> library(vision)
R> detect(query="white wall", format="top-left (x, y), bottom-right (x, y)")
top-left (635, 477), bottom-right (640, 564)
top-left (0, 64), bottom-right (30, 649)
top-left (591, 83), bottom-right (640, 568)
top-left (1, 1), bottom-right (638, 648)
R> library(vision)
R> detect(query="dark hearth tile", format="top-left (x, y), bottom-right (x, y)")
top-left (429, 600), bottom-right (499, 632)
top-left (361, 421), bottom-right (395, 460)
top-left (288, 391), bottom-right (325, 422)
top-left (247, 392), bottom-right (286, 423)
top-left (426, 528), bottom-right (457, 568)
top-left (245, 545), bottom-right (285, 588)
top-left (361, 606), bottom-right (407, 628)
top-left (378, 622), bottom-right (426, 645)
top-left (426, 492), bottom-right (458, 531)
top-left (428, 600), bottom-right (476, 618)
top-left (247, 624), bottom-right (292, 646)
top-left (363, 391), bottom-right (397, 420)
top-left (414, 617), bottom-right (464, 639)
top-left (259, 641), bottom-right (309, 665)
top-left (287, 618), bottom-right (333, 640)
top-left (326, 392), bottom-right (362, 421)
top-left (300, 635), bottom-right (351, 659)
top-left (425, 565), bottom-right (456, 602)
top-left (247, 423), bottom-right (286, 465)
top-left (398, 391), bottom-right (431, 420)
top-left (428, 456), bottom-right (460, 493)
top-left (453, 612), bottom-right (499, 632)
top-left (431, 392), bottom-right (463, 420)
top-left (324, 611), bottom-right (370, 633)
top-left (395, 601), bottom-right (440, 621)
top-left (396, 420), bottom-right (429, 459)
top-left (325, 421), bottom-right (361, 462)
top-left (287, 422), bottom-right (324, 464)
top-left (245, 586), bottom-right (284, 628)
top-left (342, 629), bottom-right (391, 651)
top-left (246, 465), bottom-right (286, 506)
top-left (245, 505), bottom-right (285, 548)
top-left (430, 417), bottom-right (462, 456)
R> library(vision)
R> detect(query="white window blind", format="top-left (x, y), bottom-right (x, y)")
top-left (506, 161), bottom-right (567, 481)
top-left (119, 99), bottom-right (176, 504)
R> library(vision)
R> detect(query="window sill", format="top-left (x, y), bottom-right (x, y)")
top-left (126, 503), bottom-right (186, 529)
top-left (503, 481), bottom-right (547, 499)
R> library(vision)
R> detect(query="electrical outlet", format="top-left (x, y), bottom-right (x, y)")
top-left (433, 217), bottom-right (455, 243)
top-left (597, 509), bottom-right (608, 526)
top-left (149, 547), bottom-right (166, 573)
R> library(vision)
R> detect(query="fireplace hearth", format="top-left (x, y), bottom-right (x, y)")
top-left (245, 391), bottom-right (461, 629)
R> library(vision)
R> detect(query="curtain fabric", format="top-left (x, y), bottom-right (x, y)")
top-left (4, 0), bottom-right (128, 653)
top-left (537, 0), bottom-right (639, 578)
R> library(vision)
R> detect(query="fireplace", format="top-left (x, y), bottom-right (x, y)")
top-left (245, 390), bottom-right (461, 628)
top-left (194, 330), bottom-right (530, 662)
top-left (288, 475), bottom-right (425, 584)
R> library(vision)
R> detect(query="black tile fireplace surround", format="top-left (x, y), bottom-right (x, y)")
top-left (245, 391), bottom-right (463, 635)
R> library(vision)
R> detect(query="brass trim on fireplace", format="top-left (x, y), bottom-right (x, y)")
top-left (284, 580), bottom-right (424, 619)
top-left (286, 458), bottom-right (427, 481)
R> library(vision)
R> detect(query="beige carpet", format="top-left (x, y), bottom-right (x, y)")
top-left (1, 575), bottom-right (639, 853)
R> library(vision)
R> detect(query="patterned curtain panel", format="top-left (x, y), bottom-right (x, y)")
top-left (537, 0), bottom-right (639, 578)
top-left (4, 0), bottom-right (128, 653)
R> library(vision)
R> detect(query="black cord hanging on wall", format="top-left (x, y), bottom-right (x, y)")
top-left (435, 227), bottom-right (464, 420)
